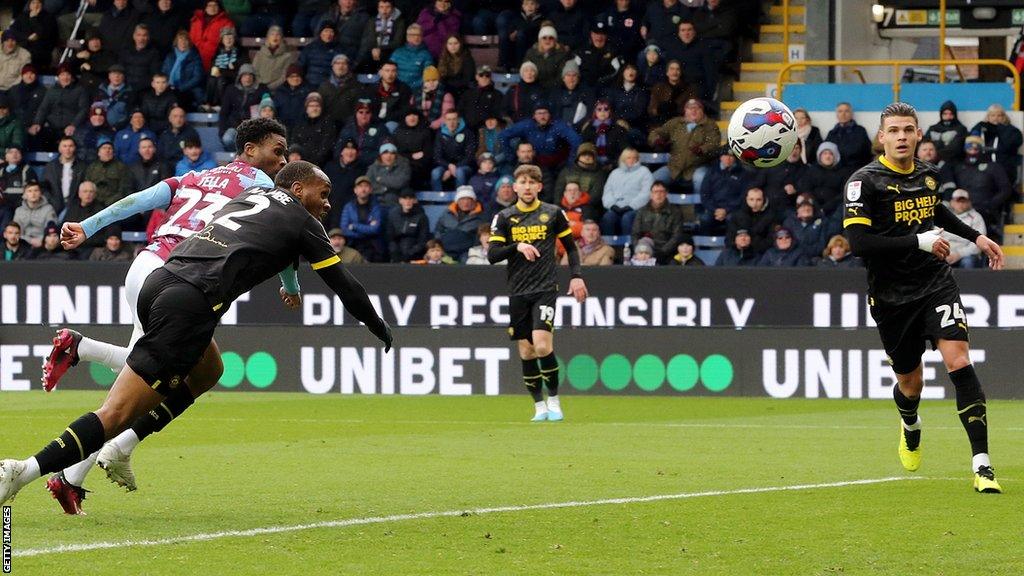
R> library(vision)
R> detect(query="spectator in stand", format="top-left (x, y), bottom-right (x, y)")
top-left (951, 136), bottom-right (1012, 238)
top-left (158, 106), bottom-right (200, 165)
top-left (751, 139), bottom-right (805, 212)
top-left (509, 141), bottom-right (555, 192)
top-left (98, 0), bottom-right (139, 55)
top-left (29, 223), bottom-right (71, 260)
top-left (390, 25), bottom-right (434, 92)
top-left (252, 26), bottom-right (297, 91)
top-left (89, 229), bottom-right (133, 261)
top-left (0, 147), bottom-right (36, 214)
top-left (577, 21), bottom-right (619, 89)
top-left (556, 142), bottom-right (606, 208)
top-left (465, 222), bottom-right (498, 265)
top-left (758, 226), bottom-right (807, 267)
top-left (498, 0), bottom-right (543, 71)
top-left (561, 219), bottom-right (613, 266)
top-left (318, 0), bottom-right (369, 61)
top-left (647, 60), bottom-right (697, 130)
top-left (0, 96), bottom-right (23, 151)
top-left (120, 25), bottom-right (164, 95)
top-left (300, 21), bottom-right (344, 88)
top-left (190, 0), bottom-right (235, 70)
top-left (500, 101), bottom-right (581, 189)
top-left (663, 20), bottom-right (711, 100)
top-left (413, 238), bottom-right (456, 264)
top-left (631, 180), bottom-right (685, 264)
top-left (327, 227), bottom-right (366, 263)
top-left (393, 110), bottom-right (434, 184)
top-left (714, 228), bottom-right (757, 266)
top-left (341, 175), bottom-right (386, 261)
top-left (2, 222), bottom-right (32, 261)
top-left (825, 102), bottom-right (872, 169)
top-left (486, 175), bottom-right (517, 220)
top-left (916, 138), bottom-right (956, 194)
top-left (637, 44), bottom-right (667, 88)
top-left (86, 138), bottom-right (133, 206)
top-left (693, 0), bottom-right (738, 74)
top-left (130, 136), bottom-right (170, 191)
top-left (258, 94), bottom-right (277, 119)
top-left (726, 187), bottom-right (776, 256)
top-left (524, 26), bottom-right (572, 90)
top-left (578, 99), bottom-right (629, 170)
top-left (144, 0), bottom-right (190, 54)
top-left (548, 0), bottom-right (586, 51)
top-left (205, 26), bottom-right (246, 107)
top-left (626, 236), bottom-right (656, 266)
top-left (271, 64), bottom-right (313, 126)
top-left (437, 35), bottom-right (475, 101)
top-left (71, 29), bottom-right (117, 94)
top-left (10, 0), bottom-right (57, 72)
top-left (475, 114), bottom-right (506, 167)
top-left (799, 141), bottom-right (849, 218)
top-left (324, 140), bottom-right (362, 226)
top-left (603, 64), bottom-right (649, 141)
top-left (94, 64), bottom-right (134, 131)
top-left (363, 61), bottom-right (412, 129)
top-left (793, 108), bottom-right (822, 165)
top-left (459, 64), bottom-right (502, 131)
top-left (386, 188), bottom-right (430, 262)
top-left (699, 149), bottom-right (749, 235)
top-left (470, 152), bottom-right (500, 207)
top-left (0, 31), bottom-right (31, 92)
top-left (10, 65), bottom-right (45, 147)
top-left (601, 148), bottom-right (653, 235)
top-left (941, 189), bottom-right (987, 269)
top-left (42, 137), bottom-right (86, 217)
top-left (434, 185), bottom-right (484, 261)
top-left (139, 73), bottom-right (179, 136)
top-left (365, 142), bottom-right (411, 205)
top-left (415, 66), bottom-right (455, 129)
top-left (649, 98), bottom-right (719, 194)
top-left (162, 30), bottom-right (206, 109)
top-left (552, 61), bottom-right (595, 127)
top-left (358, 0), bottom-right (407, 72)
top-left (218, 65), bottom-right (267, 152)
top-left (669, 237), bottom-right (704, 266)
top-left (432, 109), bottom-right (477, 190)
top-left (291, 92), bottom-right (338, 165)
top-left (29, 63), bottom-right (89, 152)
top-left (560, 180), bottom-right (596, 239)
top-left (501, 61), bottom-right (546, 124)
top-left (114, 110), bottom-right (156, 165)
top-left (925, 100), bottom-right (968, 164)
top-left (318, 55), bottom-right (361, 128)
top-left (642, 0), bottom-right (691, 48)
top-left (74, 103), bottom-right (115, 163)
top-left (336, 102), bottom-right (390, 168)
top-left (63, 181), bottom-right (107, 253)
top-left (816, 234), bottom-right (860, 268)
top-left (13, 182), bottom-right (56, 248)
top-left (416, 0), bottom-right (462, 59)
top-left (970, 103), bottom-right (1023, 186)
top-left (175, 138), bottom-right (217, 175)
top-left (601, 0), bottom-right (644, 59)
top-left (782, 195), bottom-right (826, 261)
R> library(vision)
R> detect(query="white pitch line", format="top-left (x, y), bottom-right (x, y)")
top-left (15, 476), bottom-right (922, 558)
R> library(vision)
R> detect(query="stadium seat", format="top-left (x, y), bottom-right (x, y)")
top-left (422, 204), bottom-right (448, 230)
top-left (465, 35), bottom-right (499, 69)
top-left (602, 235), bottom-right (629, 247)
top-left (358, 74), bottom-right (380, 85)
top-left (668, 194), bottom-right (700, 206)
top-left (693, 235), bottom-right (725, 248)
top-left (493, 74), bottom-right (520, 93)
top-left (196, 126), bottom-right (225, 154)
top-left (696, 248), bottom-right (722, 265)
top-left (186, 112), bottom-right (219, 125)
top-left (214, 152), bottom-right (235, 165)
top-left (639, 153), bottom-right (670, 165)
top-left (27, 152), bottom-right (58, 164)
top-left (416, 191), bottom-right (455, 203)
top-left (121, 231), bottom-right (148, 243)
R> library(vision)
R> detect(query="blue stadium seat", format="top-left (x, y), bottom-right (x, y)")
top-left (121, 231), bottom-right (148, 243)
top-left (416, 191), bottom-right (455, 203)
top-left (27, 152), bottom-right (58, 164)
top-left (668, 193), bottom-right (699, 205)
top-left (493, 73), bottom-right (520, 93)
top-left (358, 74), bottom-right (380, 84)
top-left (422, 204), bottom-right (448, 231)
top-left (639, 153), bottom-right (670, 165)
top-left (196, 126), bottom-right (224, 154)
top-left (186, 112), bottom-right (219, 125)
top-left (602, 235), bottom-right (629, 247)
top-left (693, 235), bottom-right (725, 248)
top-left (696, 249), bottom-right (722, 265)
top-left (214, 152), bottom-right (235, 165)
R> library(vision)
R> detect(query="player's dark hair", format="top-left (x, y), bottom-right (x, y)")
top-left (235, 117), bottom-right (287, 153)
top-left (880, 102), bottom-right (918, 127)
top-left (275, 160), bottom-right (320, 189)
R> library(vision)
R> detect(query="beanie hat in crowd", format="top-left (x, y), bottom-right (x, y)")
top-left (259, 93), bottom-right (275, 111)
top-left (422, 65), bottom-right (440, 82)
top-left (562, 60), bottom-right (580, 77)
top-left (816, 141), bottom-right (841, 165)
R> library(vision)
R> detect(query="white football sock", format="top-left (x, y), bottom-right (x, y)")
top-left (62, 451), bottom-right (99, 486)
top-left (534, 401), bottom-right (547, 416)
top-left (972, 453), bottom-right (991, 472)
top-left (902, 416), bottom-right (921, 431)
top-left (112, 429), bottom-right (141, 454)
top-left (17, 457), bottom-right (41, 489)
top-left (546, 395), bottom-right (561, 413)
top-left (77, 337), bottom-right (130, 371)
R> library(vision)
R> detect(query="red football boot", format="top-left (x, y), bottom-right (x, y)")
top-left (42, 329), bottom-right (82, 392)
top-left (46, 473), bottom-right (88, 515)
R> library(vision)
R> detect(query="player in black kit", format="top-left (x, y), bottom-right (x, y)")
top-left (844, 102), bottom-right (1004, 493)
top-left (489, 164), bottom-right (589, 422)
top-left (0, 161), bottom-right (393, 506)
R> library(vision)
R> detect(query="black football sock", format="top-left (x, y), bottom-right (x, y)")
top-left (131, 385), bottom-right (196, 441)
top-left (950, 365), bottom-right (988, 456)
top-left (538, 353), bottom-right (559, 397)
top-left (893, 384), bottom-right (921, 425)
top-left (34, 412), bottom-right (106, 475)
top-left (522, 358), bottom-right (544, 402)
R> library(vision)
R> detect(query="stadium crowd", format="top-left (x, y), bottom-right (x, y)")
top-left (0, 0), bottom-right (1021, 267)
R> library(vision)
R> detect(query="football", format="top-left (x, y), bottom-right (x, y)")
top-left (727, 97), bottom-right (798, 168)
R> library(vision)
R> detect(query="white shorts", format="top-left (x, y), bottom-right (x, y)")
top-left (124, 250), bottom-right (166, 350)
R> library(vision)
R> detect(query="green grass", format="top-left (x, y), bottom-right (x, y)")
top-left (1, 392), bottom-right (1020, 575)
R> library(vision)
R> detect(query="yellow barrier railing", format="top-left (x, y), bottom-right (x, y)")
top-left (782, 0), bottom-right (789, 64)
top-left (776, 59), bottom-right (1021, 111)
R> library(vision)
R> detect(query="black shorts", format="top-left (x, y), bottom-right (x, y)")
top-left (508, 291), bottom-right (557, 342)
top-left (126, 268), bottom-right (219, 396)
top-left (869, 285), bottom-right (969, 375)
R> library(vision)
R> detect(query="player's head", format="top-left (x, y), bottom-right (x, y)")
top-left (513, 164), bottom-right (543, 204)
top-left (276, 160), bottom-right (332, 220)
top-left (235, 118), bottom-right (289, 177)
top-left (877, 102), bottom-right (921, 164)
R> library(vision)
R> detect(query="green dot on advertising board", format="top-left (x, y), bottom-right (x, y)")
top-left (600, 354), bottom-right (632, 391)
top-left (701, 354), bottom-right (734, 392)
top-left (219, 352), bottom-right (245, 388)
top-left (633, 354), bottom-right (665, 392)
top-left (567, 355), bottom-right (599, 391)
top-left (246, 352), bottom-right (277, 388)
top-left (666, 355), bottom-right (699, 392)
top-left (89, 362), bottom-right (116, 387)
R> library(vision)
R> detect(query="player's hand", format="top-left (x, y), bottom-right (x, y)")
top-left (916, 228), bottom-right (949, 259)
top-left (567, 277), bottom-right (588, 303)
top-left (60, 222), bottom-right (87, 249)
top-left (375, 319), bottom-right (393, 353)
top-left (517, 242), bottom-right (541, 261)
top-left (279, 287), bottom-right (302, 309)
top-left (975, 235), bottom-right (1004, 270)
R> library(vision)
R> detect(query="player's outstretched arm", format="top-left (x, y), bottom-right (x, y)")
top-left (63, 181), bottom-right (176, 249)
top-left (278, 265), bottom-right (302, 308)
top-left (845, 224), bottom-right (944, 258)
top-left (315, 261), bottom-right (393, 351)
top-left (559, 233), bottom-right (588, 303)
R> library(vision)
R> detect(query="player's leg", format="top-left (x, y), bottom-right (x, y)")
top-left (518, 339), bottom-right (547, 421)
top-left (871, 299), bottom-right (924, 471)
top-left (894, 364), bottom-right (924, 472)
top-left (531, 330), bottom-right (562, 421)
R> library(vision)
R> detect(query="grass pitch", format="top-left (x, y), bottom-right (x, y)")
top-left (1, 391), bottom-right (1020, 575)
